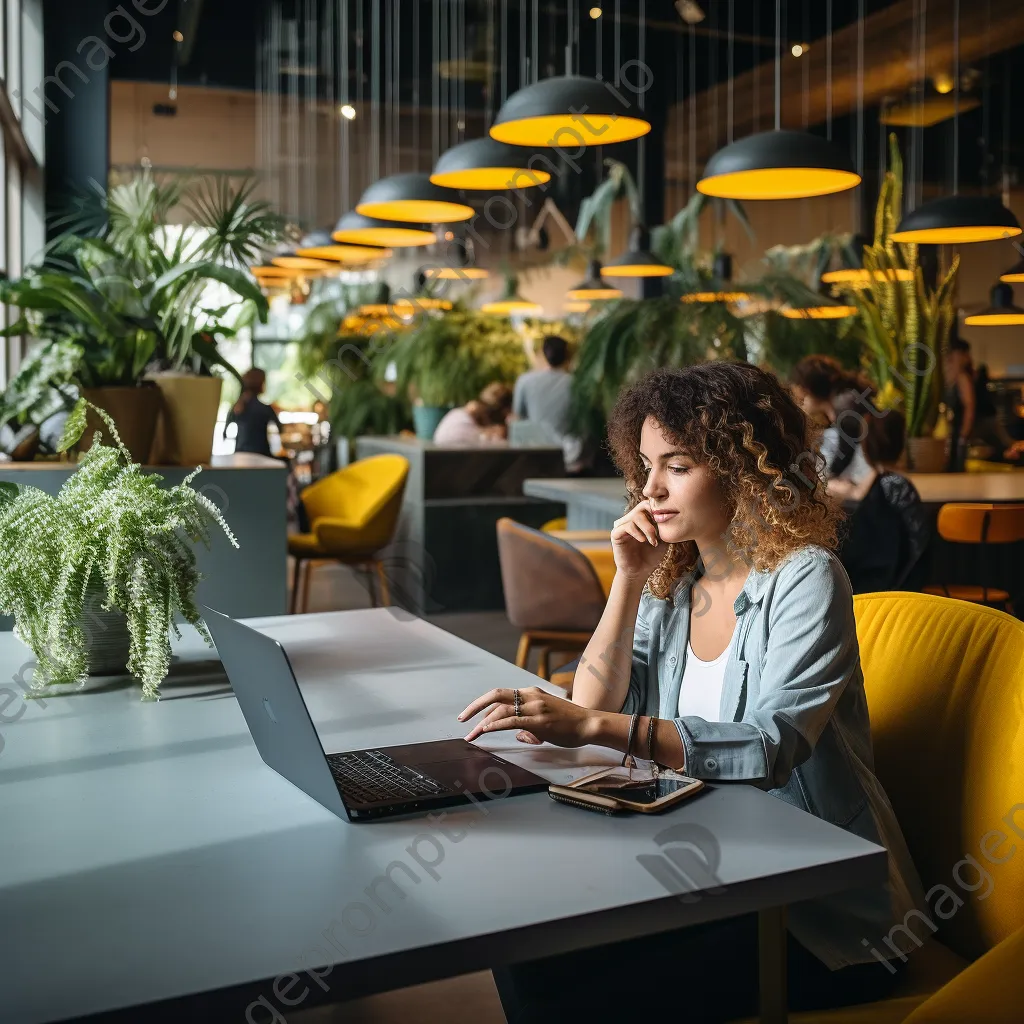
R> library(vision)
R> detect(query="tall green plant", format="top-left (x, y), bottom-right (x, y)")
top-left (0, 400), bottom-right (237, 701)
top-left (839, 135), bottom-right (958, 436)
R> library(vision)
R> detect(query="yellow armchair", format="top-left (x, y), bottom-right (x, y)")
top-left (287, 454), bottom-right (409, 613)
top-left (736, 592), bottom-right (1024, 1024)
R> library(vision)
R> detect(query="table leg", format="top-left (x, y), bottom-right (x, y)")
top-left (758, 905), bottom-right (787, 1024)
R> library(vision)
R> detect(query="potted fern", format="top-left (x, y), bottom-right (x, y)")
top-left (0, 399), bottom-right (237, 701)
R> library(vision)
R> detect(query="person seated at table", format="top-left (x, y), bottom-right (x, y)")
top-left (432, 383), bottom-right (513, 445)
top-left (790, 354), bottom-right (875, 485)
top-left (837, 408), bottom-right (930, 593)
top-left (512, 334), bottom-right (588, 474)
top-left (971, 363), bottom-right (1024, 461)
top-left (460, 362), bottom-right (924, 1023)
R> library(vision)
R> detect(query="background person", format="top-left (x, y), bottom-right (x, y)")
top-left (461, 363), bottom-right (924, 1023)
top-left (837, 408), bottom-right (930, 593)
top-left (225, 368), bottom-right (282, 458)
top-left (790, 355), bottom-right (875, 485)
top-left (511, 334), bottom-right (588, 474)
top-left (943, 337), bottom-right (975, 472)
top-left (432, 383), bottom-right (513, 445)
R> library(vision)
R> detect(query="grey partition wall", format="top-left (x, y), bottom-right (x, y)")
top-left (0, 454), bottom-right (288, 630)
top-left (355, 436), bottom-right (567, 615)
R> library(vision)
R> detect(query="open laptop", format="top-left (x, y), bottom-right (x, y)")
top-left (204, 606), bottom-right (549, 821)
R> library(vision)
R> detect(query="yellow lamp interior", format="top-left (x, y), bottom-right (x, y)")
top-left (780, 305), bottom-right (858, 319)
top-left (567, 286), bottom-right (622, 300)
top-left (332, 226), bottom-right (436, 247)
top-left (271, 255), bottom-right (335, 271)
top-left (696, 167), bottom-right (862, 200)
top-left (682, 292), bottom-right (752, 304)
top-left (355, 199), bottom-right (474, 224)
top-left (964, 312), bottom-right (1024, 326)
top-left (295, 244), bottom-right (392, 263)
top-left (392, 297), bottom-right (453, 312)
top-left (999, 271), bottom-right (1024, 283)
top-left (602, 263), bottom-right (675, 278)
top-left (430, 166), bottom-right (551, 190)
top-left (251, 265), bottom-right (301, 280)
top-left (489, 114), bottom-right (650, 147)
top-left (889, 225), bottom-right (1023, 244)
top-left (481, 299), bottom-right (542, 315)
top-left (564, 301), bottom-right (591, 312)
top-left (425, 266), bottom-right (490, 280)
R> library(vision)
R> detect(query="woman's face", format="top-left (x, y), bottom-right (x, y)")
top-left (639, 416), bottom-right (731, 547)
top-left (791, 385), bottom-right (830, 422)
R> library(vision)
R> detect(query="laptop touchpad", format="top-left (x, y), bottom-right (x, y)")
top-left (417, 755), bottom-right (542, 793)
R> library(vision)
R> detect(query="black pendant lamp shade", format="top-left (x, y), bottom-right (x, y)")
top-left (999, 258), bottom-right (1024, 283)
top-left (332, 212), bottom-right (437, 248)
top-left (489, 75), bottom-right (651, 147)
top-left (603, 226), bottom-right (673, 278)
top-left (697, 130), bottom-right (861, 200)
top-left (964, 282), bottom-right (1024, 326)
top-left (295, 229), bottom-right (392, 264)
top-left (431, 138), bottom-right (552, 191)
top-left (891, 195), bottom-right (1022, 245)
top-left (355, 173), bottom-right (474, 224)
top-left (567, 259), bottom-right (623, 301)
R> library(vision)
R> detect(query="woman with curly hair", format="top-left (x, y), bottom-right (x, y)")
top-left (460, 363), bottom-right (924, 1023)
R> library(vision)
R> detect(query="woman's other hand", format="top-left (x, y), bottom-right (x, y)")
top-left (459, 687), bottom-right (600, 747)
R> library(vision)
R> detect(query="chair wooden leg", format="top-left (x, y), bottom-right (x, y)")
top-left (290, 558), bottom-right (302, 615)
top-left (301, 560), bottom-right (313, 615)
top-left (515, 634), bottom-right (532, 670)
top-left (366, 565), bottom-right (378, 608)
top-left (373, 560), bottom-right (391, 607)
top-left (537, 647), bottom-right (551, 680)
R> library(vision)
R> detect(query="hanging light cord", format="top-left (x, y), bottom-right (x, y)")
top-left (727, 0), bottom-right (734, 144)
top-left (371, 0), bottom-right (380, 185)
top-left (773, 0), bottom-right (782, 130)
top-left (826, 0), bottom-right (832, 140)
top-left (432, 0), bottom-right (439, 165)
top-left (500, 0), bottom-right (507, 106)
top-left (953, 0), bottom-right (960, 194)
top-left (689, 22), bottom-right (696, 190)
top-left (638, 0), bottom-right (646, 212)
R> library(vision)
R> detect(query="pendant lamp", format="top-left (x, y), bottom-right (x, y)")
top-left (821, 267), bottom-right (915, 285)
top-left (250, 264), bottom-right (305, 282)
top-left (295, 229), bottom-right (391, 264)
top-left (567, 260), bottom-right (623, 301)
top-left (481, 276), bottom-right (542, 316)
top-left (332, 212), bottom-right (436, 248)
top-left (891, 195), bottom-right (1021, 245)
top-left (892, 0), bottom-right (1020, 244)
top-left (424, 265), bottom-right (490, 281)
top-left (603, 226), bottom-right (674, 279)
top-left (489, 75), bottom-right (650, 147)
top-left (780, 301), bottom-right (858, 320)
top-left (270, 247), bottom-right (337, 272)
top-left (431, 138), bottom-right (551, 191)
top-left (964, 282), bottom-right (1024, 326)
top-left (698, 130), bottom-right (860, 200)
top-left (999, 259), bottom-right (1024, 283)
top-left (355, 173), bottom-right (473, 224)
top-left (681, 291), bottom-right (752, 304)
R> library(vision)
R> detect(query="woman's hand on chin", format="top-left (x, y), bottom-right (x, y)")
top-left (458, 687), bottom-right (602, 748)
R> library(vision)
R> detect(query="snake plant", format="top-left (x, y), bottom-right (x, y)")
top-left (0, 399), bottom-right (237, 700)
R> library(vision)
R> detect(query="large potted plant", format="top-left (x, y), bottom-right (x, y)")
top-left (0, 399), bottom-right (237, 701)
top-left (0, 173), bottom-right (279, 464)
top-left (382, 310), bottom-right (529, 439)
top-left (838, 136), bottom-right (959, 472)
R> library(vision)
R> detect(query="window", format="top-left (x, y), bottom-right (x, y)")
top-left (0, 0), bottom-right (43, 387)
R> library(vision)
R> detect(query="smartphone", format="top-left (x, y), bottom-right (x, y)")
top-left (549, 767), bottom-right (704, 814)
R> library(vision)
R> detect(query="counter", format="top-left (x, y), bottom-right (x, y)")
top-left (0, 453), bottom-right (288, 629)
top-left (355, 436), bottom-right (567, 613)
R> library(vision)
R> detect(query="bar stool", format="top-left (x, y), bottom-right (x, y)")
top-left (923, 503), bottom-right (1024, 613)
top-left (496, 518), bottom-right (607, 680)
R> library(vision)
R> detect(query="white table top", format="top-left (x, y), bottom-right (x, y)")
top-left (525, 472), bottom-right (1024, 510)
top-left (0, 610), bottom-right (885, 1023)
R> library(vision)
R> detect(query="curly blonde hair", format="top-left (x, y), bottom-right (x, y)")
top-left (607, 363), bottom-right (843, 600)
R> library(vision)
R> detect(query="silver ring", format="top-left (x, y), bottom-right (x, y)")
top-left (513, 689), bottom-right (521, 717)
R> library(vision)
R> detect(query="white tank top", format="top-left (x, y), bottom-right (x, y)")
top-left (676, 631), bottom-right (734, 721)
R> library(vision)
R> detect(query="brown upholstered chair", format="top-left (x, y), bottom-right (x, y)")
top-left (496, 517), bottom-right (607, 679)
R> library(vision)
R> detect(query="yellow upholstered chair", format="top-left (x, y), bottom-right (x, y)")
top-left (288, 455), bottom-right (409, 613)
top-left (737, 592), bottom-right (1024, 1023)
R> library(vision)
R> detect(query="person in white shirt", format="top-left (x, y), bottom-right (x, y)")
top-left (432, 383), bottom-right (512, 445)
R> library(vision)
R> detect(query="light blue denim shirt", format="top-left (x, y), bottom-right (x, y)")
top-left (622, 545), bottom-right (925, 970)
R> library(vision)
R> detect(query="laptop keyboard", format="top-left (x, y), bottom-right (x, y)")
top-left (326, 750), bottom-right (453, 805)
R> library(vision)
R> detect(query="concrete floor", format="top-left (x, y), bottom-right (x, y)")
top-left (286, 560), bottom-right (518, 1023)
